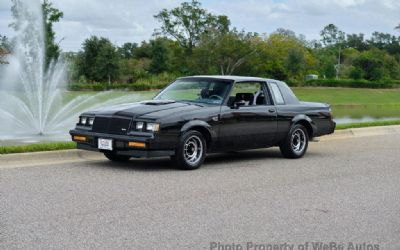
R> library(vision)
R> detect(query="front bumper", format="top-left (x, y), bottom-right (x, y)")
top-left (69, 129), bottom-right (175, 158)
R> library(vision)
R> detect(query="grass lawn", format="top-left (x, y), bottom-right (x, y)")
top-left (0, 142), bottom-right (76, 154)
top-left (293, 87), bottom-right (400, 104)
top-left (293, 87), bottom-right (400, 118)
top-left (60, 87), bottom-right (400, 119)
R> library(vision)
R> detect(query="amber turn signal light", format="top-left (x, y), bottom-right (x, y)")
top-left (73, 135), bottom-right (86, 142)
top-left (128, 141), bottom-right (146, 148)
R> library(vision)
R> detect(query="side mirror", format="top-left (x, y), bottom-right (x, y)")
top-left (232, 100), bottom-right (246, 109)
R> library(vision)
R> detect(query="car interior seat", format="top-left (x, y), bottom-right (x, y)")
top-left (235, 93), bottom-right (254, 105)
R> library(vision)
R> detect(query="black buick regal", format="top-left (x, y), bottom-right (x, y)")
top-left (70, 76), bottom-right (335, 170)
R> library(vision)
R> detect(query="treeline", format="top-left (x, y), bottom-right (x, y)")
top-left (66, 1), bottom-right (400, 87)
top-left (2, 0), bottom-right (400, 88)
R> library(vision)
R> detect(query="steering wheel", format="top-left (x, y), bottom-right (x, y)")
top-left (209, 95), bottom-right (223, 101)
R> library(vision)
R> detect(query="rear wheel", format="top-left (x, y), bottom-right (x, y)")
top-left (104, 151), bottom-right (131, 162)
top-left (279, 124), bottom-right (309, 159)
top-left (172, 130), bottom-right (206, 170)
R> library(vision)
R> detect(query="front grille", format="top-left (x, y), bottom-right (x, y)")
top-left (92, 116), bottom-right (132, 135)
top-left (92, 117), bottom-right (109, 133)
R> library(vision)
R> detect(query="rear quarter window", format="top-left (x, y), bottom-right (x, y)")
top-left (270, 83), bottom-right (285, 105)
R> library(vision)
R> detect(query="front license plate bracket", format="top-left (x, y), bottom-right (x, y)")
top-left (98, 138), bottom-right (113, 151)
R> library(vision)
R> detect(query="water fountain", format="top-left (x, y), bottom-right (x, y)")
top-left (0, 0), bottom-right (148, 144)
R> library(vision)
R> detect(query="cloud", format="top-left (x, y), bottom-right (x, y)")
top-left (208, 0), bottom-right (400, 40)
top-left (0, 0), bottom-right (399, 51)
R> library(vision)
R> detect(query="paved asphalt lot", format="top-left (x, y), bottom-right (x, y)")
top-left (1, 134), bottom-right (399, 250)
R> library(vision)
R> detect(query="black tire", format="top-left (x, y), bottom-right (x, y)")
top-left (172, 130), bottom-right (207, 170)
top-left (104, 151), bottom-right (131, 162)
top-left (279, 124), bottom-right (309, 159)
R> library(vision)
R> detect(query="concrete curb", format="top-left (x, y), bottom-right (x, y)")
top-left (0, 149), bottom-right (103, 169)
top-left (319, 125), bottom-right (400, 141)
top-left (1, 125), bottom-right (400, 168)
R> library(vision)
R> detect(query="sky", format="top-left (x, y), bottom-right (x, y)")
top-left (0, 0), bottom-right (399, 52)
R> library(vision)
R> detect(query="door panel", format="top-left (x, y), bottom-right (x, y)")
top-left (216, 81), bottom-right (277, 151)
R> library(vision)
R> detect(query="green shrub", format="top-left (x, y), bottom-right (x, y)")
top-left (349, 67), bottom-right (364, 80)
top-left (303, 79), bottom-right (400, 89)
top-left (67, 72), bottom-right (178, 91)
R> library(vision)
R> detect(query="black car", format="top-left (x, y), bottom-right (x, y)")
top-left (70, 76), bottom-right (335, 170)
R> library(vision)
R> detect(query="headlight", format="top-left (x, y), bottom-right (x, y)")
top-left (136, 121), bottom-right (144, 130)
top-left (146, 123), bottom-right (160, 132)
top-left (79, 116), bottom-right (94, 126)
top-left (80, 117), bottom-right (87, 125)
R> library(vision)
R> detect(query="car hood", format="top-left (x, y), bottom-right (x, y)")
top-left (84, 100), bottom-right (207, 119)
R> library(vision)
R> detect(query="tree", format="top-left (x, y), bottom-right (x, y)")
top-left (274, 28), bottom-right (296, 38)
top-left (366, 32), bottom-right (400, 55)
top-left (118, 42), bottom-right (138, 59)
top-left (286, 47), bottom-right (305, 79)
top-left (0, 48), bottom-right (9, 64)
top-left (0, 35), bottom-right (11, 51)
top-left (149, 38), bottom-right (169, 74)
top-left (349, 67), bottom-right (364, 80)
top-left (191, 29), bottom-right (256, 75)
top-left (353, 49), bottom-right (385, 80)
top-left (42, 0), bottom-right (63, 69)
top-left (132, 41), bottom-right (152, 59)
top-left (246, 33), bottom-right (316, 80)
top-left (76, 36), bottom-right (121, 83)
top-left (320, 24), bottom-right (346, 79)
top-left (320, 24), bottom-right (345, 47)
top-left (0, 35), bottom-right (10, 64)
top-left (345, 33), bottom-right (369, 51)
top-left (154, 0), bottom-right (230, 53)
top-left (368, 32), bottom-right (394, 49)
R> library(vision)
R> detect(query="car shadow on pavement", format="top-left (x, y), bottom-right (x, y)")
top-left (85, 148), bottom-right (286, 172)
top-left (204, 148), bottom-right (283, 165)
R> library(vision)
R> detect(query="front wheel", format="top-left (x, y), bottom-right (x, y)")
top-left (104, 151), bottom-right (131, 162)
top-left (279, 124), bottom-right (309, 159)
top-left (172, 130), bottom-right (207, 170)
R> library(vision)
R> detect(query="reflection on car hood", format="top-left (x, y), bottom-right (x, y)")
top-left (84, 100), bottom-right (206, 119)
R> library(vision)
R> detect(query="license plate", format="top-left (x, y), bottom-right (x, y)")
top-left (98, 138), bottom-right (113, 151)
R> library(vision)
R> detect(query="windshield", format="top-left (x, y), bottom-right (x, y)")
top-left (154, 79), bottom-right (231, 105)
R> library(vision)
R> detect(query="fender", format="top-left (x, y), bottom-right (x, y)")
top-left (180, 120), bottom-right (217, 140)
top-left (291, 114), bottom-right (317, 137)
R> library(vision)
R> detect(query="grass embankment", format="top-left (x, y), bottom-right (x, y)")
top-left (336, 120), bottom-right (400, 130)
top-left (0, 142), bottom-right (75, 154)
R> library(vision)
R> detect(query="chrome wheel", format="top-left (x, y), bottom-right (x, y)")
top-left (183, 135), bottom-right (203, 166)
top-left (291, 128), bottom-right (306, 153)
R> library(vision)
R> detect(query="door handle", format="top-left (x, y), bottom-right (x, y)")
top-left (268, 109), bottom-right (276, 113)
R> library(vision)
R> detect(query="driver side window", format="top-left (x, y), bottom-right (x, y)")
top-left (227, 82), bottom-right (269, 106)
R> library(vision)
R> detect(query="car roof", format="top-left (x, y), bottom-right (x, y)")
top-left (178, 75), bottom-right (283, 82)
